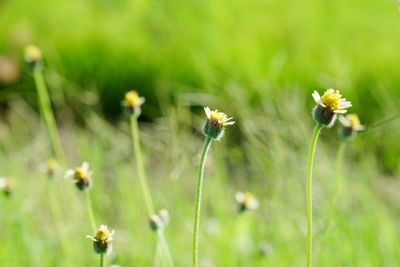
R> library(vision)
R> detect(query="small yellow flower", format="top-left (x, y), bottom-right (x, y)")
top-left (235, 191), bottom-right (259, 212)
top-left (339, 113), bottom-right (365, 138)
top-left (312, 89), bottom-right (352, 127)
top-left (0, 177), bottom-right (16, 196)
top-left (87, 224), bottom-right (115, 255)
top-left (24, 45), bottom-right (42, 66)
top-left (122, 90), bottom-right (145, 117)
top-left (65, 162), bottom-right (92, 191)
top-left (40, 159), bottom-right (59, 178)
top-left (203, 107), bottom-right (235, 140)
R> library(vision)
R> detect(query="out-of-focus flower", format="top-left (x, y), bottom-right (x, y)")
top-left (0, 177), bottom-right (16, 196)
top-left (65, 162), bottom-right (92, 191)
top-left (87, 224), bottom-right (115, 255)
top-left (122, 90), bottom-right (145, 117)
top-left (24, 45), bottom-right (42, 67)
top-left (203, 107), bottom-right (235, 140)
top-left (0, 56), bottom-right (21, 85)
top-left (259, 242), bottom-right (273, 257)
top-left (149, 209), bottom-right (171, 232)
top-left (40, 158), bottom-right (60, 179)
top-left (338, 113), bottom-right (365, 138)
top-left (312, 89), bottom-right (352, 127)
top-left (235, 191), bottom-right (259, 212)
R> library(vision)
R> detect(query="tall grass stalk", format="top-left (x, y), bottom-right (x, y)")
top-left (33, 65), bottom-right (70, 262)
top-left (129, 115), bottom-right (175, 267)
top-left (192, 135), bottom-right (213, 267)
top-left (32, 67), bottom-right (65, 163)
top-left (306, 124), bottom-right (322, 267)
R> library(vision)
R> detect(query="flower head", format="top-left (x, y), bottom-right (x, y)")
top-left (203, 107), bottom-right (235, 140)
top-left (149, 209), bottom-right (170, 232)
top-left (24, 45), bottom-right (42, 67)
top-left (40, 158), bottom-right (60, 179)
top-left (338, 113), bottom-right (365, 138)
top-left (122, 90), bottom-right (145, 117)
top-left (65, 162), bottom-right (92, 191)
top-left (0, 177), bottom-right (15, 196)
top-left (235, 191), bottom-right (259, 212)
top-left (87, 224), bottom-right (114, 255)
top-left (312, 89), bottom-right (352, 127)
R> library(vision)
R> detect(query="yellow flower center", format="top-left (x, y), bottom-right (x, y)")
top-left (320, 89), bottom-right (341, 110)
top-left (96, 229), bottom-right (112, 242)
top-left (243, 192), bottom-right (254, 204)
top-left (209, 111), bottom-right (228, 125)
top-left (74, 167), bottom-right (88, 181)
top-left (347, 114), bottom-right (361, 128)
top-left (124, 91), bottom-right (141, 108)
top-left (24, 45), bottom-right (42, 62)
top-left (47, 159), bottom-right (58, 173)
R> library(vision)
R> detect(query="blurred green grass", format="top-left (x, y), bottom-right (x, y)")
top-left (0, 0), bottom-right (400, 266)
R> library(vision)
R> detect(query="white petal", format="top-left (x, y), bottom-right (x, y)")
top-left (224, 121), bottom-right (235, 125)
top-left (338, 115), bottom-right (349, 126)
top-left (64, 169), bottom-right (74, 179)
top-left (355, 125), bottom-right (365, 131)
top-left (86, 235), bottom-right (97, 241)
top-left (81, 162), bottom-right (90, 172)
top-left (248, 199), bottom-right (259, 210)
top-left (0, 178), bottom-right (6, 189)
top-left (235, 192), bottom-right (245, 203)
top-left (312, 91), bottom-right (321, 105)
top-left (204, 107), bottom-right (211, 119)
top-left (334, 109), bottom-right (348, 114)
top-left (138, 97), bottom-right (146, 105)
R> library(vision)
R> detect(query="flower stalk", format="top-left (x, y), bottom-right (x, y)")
top-left (192, 136), bottom-right (212, 267)
top-left (306, 123), bottom-right (322, 267)
top-left (32, 63), bottom-right (65, 164)
top-left (192, 107), bottom-right (234, 267)
top-left (307, 89), bottom-right (352, 267)
top-left (86, 191), bottom-right (97, 233)
top-left (130, 114), bottom-right (155, 215)
top-left (125, 91), bottom-right (175, 267)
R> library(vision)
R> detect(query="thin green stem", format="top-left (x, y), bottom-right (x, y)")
top-left (33, 67), bottom-right (65, 164)
top-left (48, 180), bottom-right (71, 262)
top-left (306, 124), bottom-right (322, 267)
top-left (85, 191), bottom-right (97, 233)
top-left (158, 231), bottom-right (176, 267)
top-left (130, 115), bottom-right (176, 267)
top-left (192, 136), bottom-right (213, 267)
top-left (130, 115), bottom-right (155, 215)
top-left (100, 254), bottom-right (104, 267)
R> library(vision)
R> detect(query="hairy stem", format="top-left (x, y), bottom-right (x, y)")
top-left (306, 124), bottom-right (322, 267)
top-left (192, 136), bottom-right (213, 267)
top-left (33, 67), bottom-right (65, 164)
